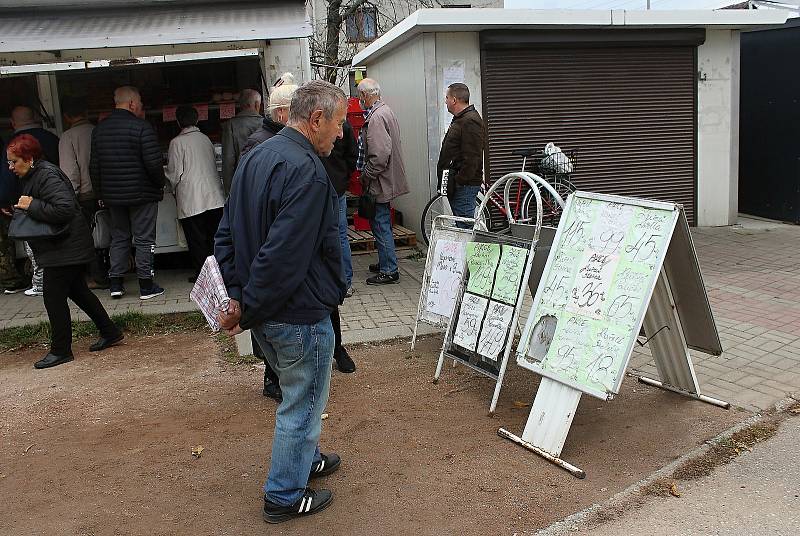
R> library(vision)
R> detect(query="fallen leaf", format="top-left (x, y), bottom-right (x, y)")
top-left (789, 407), bottom-right (800, 415)
top-left (191, 445), bottom-right (204, 458)
top-left (513, 401), bottom-right (530, 408)
top-left (23, 444), bottom-right (34, 455)
top-left (669, 483), bottom-right (682, 498)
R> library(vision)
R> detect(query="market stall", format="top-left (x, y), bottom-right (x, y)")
top-left (0, 0), bottom-right (312, 253)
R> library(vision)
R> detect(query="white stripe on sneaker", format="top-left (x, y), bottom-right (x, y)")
top-left (304, 497), bottom-right (312, 513)
top-left (298, 497), bottom-right (308, 513)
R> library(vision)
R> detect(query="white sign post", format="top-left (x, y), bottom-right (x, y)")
top-left (500, 192), bottom-right (727, 478)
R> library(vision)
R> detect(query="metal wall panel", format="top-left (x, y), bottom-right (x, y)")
top-left (480, 43), bottom-right (697, 224)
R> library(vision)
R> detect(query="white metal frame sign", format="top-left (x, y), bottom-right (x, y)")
top-left (517, 191), bottom-right (679, 400)
top-left (412, 215), bottom-right (476, 349)
top-left (502, 191), bottom-right (728, 479)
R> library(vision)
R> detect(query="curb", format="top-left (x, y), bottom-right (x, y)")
top-left (534, 393), bottom-right (800, 536)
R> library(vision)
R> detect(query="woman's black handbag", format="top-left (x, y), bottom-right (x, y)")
top-left (8, 209), bottom-right (68, 240)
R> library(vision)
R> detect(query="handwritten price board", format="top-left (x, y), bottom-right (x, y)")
top-left (451, 242), bottom-right (529, 362)
top-left (425, 239), bottom-right (467, 318)
top-left (517, 192), bottom-right (679, 399)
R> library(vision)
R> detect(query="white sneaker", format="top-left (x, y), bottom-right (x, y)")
top-left (24, 288), bottom-right (43, 297)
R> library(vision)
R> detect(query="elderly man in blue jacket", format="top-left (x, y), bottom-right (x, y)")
top-left (214, 80), bottom-right (348, 524)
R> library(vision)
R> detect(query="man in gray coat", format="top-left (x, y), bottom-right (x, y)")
top-left (356, 78), bottom-right (410, 285)
top-left (221, 88), bottom-right (262, 195)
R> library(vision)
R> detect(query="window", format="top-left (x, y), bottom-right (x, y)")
top-left (346, 6), bottom-right (377, 43)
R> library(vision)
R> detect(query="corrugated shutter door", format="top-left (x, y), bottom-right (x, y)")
top-left (482, 45), bottom-right (697, 224)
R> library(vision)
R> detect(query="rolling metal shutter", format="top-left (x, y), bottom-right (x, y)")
top-left (481, 37), bottom-right (698, 224)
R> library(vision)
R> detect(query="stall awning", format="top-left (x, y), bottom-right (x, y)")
top-left (0, 1), bottom-right (311, 54)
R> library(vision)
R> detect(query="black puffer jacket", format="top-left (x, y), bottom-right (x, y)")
top-left (89, 109), bottom-right (165, 206)
top-left (323, 120), bottom-right (358, 196)
top-left (240, 116), bottom-right (284, 157)
top-left (22, 160), bottom-right (94, 268)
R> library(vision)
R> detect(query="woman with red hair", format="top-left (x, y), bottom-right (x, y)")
top-left (7, 134), bottom-right (122, 369)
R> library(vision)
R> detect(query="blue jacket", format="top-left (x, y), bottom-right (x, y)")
top-left (214, 127), bottom-right (345, 328)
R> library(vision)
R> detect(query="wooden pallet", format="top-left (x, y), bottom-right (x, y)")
top-left (347, 224), bottom-right (417, 255)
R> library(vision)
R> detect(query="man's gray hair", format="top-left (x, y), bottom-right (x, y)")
top-left (114, 86), bottom-right (141, 106)
top-left (238, 88), bottom-right (262, 109)
top-left (288, 80), bottom-right (346, 124)
top-left (357, 78), bottom-right (381, 97)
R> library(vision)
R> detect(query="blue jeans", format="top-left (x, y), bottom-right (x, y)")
top-left (252, 316), bottom-right (334, 506)
top-left (338, 195), bottom-right (353, 288)
top-left (451, 185), bottom-right (480, 228)
top-left (369, 202), bottom-right (397, 274)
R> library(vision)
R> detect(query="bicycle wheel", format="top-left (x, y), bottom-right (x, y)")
top-left (420, 194), bottom-right (452, 246)
top-left (522, 176), bottom-right (576, 227)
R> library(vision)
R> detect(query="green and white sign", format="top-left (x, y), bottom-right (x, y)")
top-left (517, 192), bottom-right (679, 399)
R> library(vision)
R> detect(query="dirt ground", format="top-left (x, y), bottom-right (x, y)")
top-left (0, 331), bottom-right (745, 536)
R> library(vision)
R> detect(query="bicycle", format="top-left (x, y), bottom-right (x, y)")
top-left (420, 146), bottom-right (577, 246)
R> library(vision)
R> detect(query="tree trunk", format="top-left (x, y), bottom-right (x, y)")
top-left (325, 0), bottom-right (343, 83)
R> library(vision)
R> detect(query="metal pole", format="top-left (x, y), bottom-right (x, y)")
top-left (647, 0), bottom-right (651, 8)
top-left (498, 428), bottom-right (586, 479)
top-left (637, 376), bottom-right (731, 409)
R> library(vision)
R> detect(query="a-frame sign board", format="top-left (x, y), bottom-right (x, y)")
top-left (500, 192), bottom-right (727, 478)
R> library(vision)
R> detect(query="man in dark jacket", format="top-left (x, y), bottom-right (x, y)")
top-left (90, 86), bottom-right (166, 300)
top-left (9, 105), bottom-right (60, 165)
top-left (215, 80), bottom-right (347, 524)
top-left (0, 137), bottom-right (29, 293)
top-left (437, 83), bottom-right (485, 223)
top-left (240, 83), bottom-right (297, 157)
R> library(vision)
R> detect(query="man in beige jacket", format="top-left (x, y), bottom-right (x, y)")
top-left (59, 96), bottom-right (108, 288)
top-left (356, 78), bottom-right (410, 285)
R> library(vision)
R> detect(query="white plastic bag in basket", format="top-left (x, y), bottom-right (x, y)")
top-left (541, 142), bottom-right (573, 174)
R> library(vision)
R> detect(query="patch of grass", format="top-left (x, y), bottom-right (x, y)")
top-left (671, 419), bottom-right (779, 482)
top-left (0, 311), bottom-right (208, 353)
top-left (404, 247), bottom-right (425, 261)
top-left (215, 333), bottom-right (260, 365)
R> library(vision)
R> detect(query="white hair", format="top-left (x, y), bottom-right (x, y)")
top-left (357, 78), bottom-right (381, 97)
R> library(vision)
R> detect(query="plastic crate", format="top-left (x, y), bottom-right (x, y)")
top-left (353, 207), bottom-right (394, 231)
top-left (349, 170), bottom-right (362, 195)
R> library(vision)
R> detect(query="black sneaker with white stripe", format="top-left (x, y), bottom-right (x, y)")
top-left (263, 488), bottom-right (333, 524)
top-left (309, 452), bottom-right (341, 479)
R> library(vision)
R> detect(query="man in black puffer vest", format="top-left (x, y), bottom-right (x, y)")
top-left (90, 86), bottom-right (166, 300)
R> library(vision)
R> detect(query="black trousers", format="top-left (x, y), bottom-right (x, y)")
top-left (257, 308), bottom-right (343, 388)
top-left (43, 264), bottom-right (118, 356)
top-left (180, 208), bottom-right (223, 277)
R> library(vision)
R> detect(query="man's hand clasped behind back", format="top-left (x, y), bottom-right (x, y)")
top-left (219, 299), bottom-right (243, 335)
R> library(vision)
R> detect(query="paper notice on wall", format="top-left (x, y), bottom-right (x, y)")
top-left (194, 103), bottom-right (209, 121)
top-left (443, 61), bottom-right (465, 89)
top-left (441, 59), bottom-right (466, 142)
top-left (219, 102), bottom-right (236, 120)
top-left (476, 301), bottom-right (514, 361)
top-left (425, 239), bottom-right (466, 318)
top-left (453, 293), bottom-right (488, 352)
top-left (162, 105), bottom-right (177, 122)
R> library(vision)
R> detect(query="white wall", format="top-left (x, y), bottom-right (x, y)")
top-left (697, 29), bottom-right (740, 226)
top-left (264, 38), bottom-right (312, 86)
top-left (428, 32), bottom-right (483, 197)
top-left (364, 35), bottom-right (429, 236)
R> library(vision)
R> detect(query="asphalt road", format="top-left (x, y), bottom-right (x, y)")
top-left (572, 415), bottom-right (800, 536)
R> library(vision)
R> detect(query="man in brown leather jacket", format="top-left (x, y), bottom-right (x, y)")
top-left (437, 83), bottom-right (485, 223)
